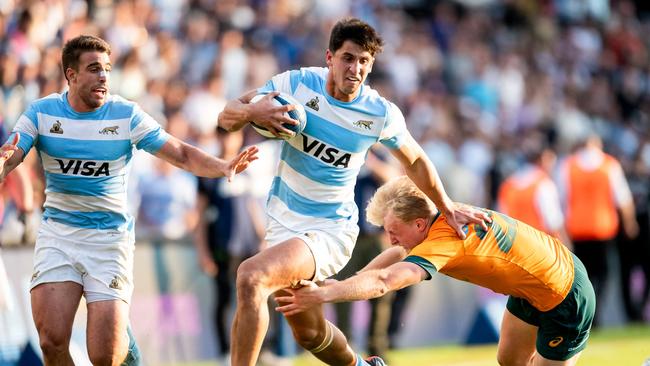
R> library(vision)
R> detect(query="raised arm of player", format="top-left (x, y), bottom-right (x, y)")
top-left (217, 90), bottom-right (298, 137)
top-left (275, 261), bottom-right (427, 316)
top-left (0, 133), bottom-right (25, 183)
top-left (154, 135), bottom-right (258, 181)
top-left (390, 133), bottom-right (490, 239)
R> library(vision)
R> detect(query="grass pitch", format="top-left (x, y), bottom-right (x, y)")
top-left (168, 324), bottom-right (650, 366)
top-left (293, 325), bottom-right (650, 366)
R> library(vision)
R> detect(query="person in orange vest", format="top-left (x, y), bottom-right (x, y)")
top-left (557, 134), bottom-right (638, 325)
top-left (497, 137), bottom-right (571, 247)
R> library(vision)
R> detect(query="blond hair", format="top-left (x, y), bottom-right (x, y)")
top-left (366, 176), bottom-right (437, 226)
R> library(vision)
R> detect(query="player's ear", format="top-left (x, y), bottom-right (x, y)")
top-left (415, 217), bottom-right (428, 231)
top-left (66, 67), bottom-right (76, 82)
top-left (326, 49), bottom-right (333, 68)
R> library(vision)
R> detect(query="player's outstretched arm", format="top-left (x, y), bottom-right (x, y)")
top-left (275, 262), bottom-right (427, 316)
top-left (390, 133), bottom-right (490, 239)
top-left (155, 135), bottom-right (258, 181)
top-left (0, 133), bottom-right (25, 183)
top-left (218, 90), bottom-right (298, 137)
top-left (358, 246), bottom-right (407, 273)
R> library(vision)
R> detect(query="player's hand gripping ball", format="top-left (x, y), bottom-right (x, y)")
top-left (250, 92), bottom-right (307, 140)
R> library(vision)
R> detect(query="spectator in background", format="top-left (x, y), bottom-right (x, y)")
top-left (136, 158), bottom-right (198, 242)
top-left (497, 134), bottom-right (571, 247)
top-left (194, 127), bottom-right (266, 365)
top-left (617, 141), bottom-right (650, 322)
top-left (557, 133), bottom-right (639, 325)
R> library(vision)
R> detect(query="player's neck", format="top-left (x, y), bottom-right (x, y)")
top-left (325, 79), bottom-right (359, 102)
top-left (66, 90), bottom-right (97, 113)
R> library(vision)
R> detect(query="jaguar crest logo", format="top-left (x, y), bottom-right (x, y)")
top-left (548, 336), bottom-right (564, 348)
top-left (353, 120), bottom-right (373, 130)
top-left (109, 276), bottom-right (123, 290)
top-left (306, 96), bottom-right (319, 111)
top-left (99, 126), bottom-right (119, 135)
top-left (50, 120), bottom-right (63, 134)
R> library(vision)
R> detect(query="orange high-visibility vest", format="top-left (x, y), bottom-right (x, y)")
top-left (565, 154), bottom-right (619, 240)
top-left (498, 169), bottom-right (549, 234)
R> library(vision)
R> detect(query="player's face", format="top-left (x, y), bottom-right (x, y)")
top-left (326, 40), bottom-right (374, 102)
top-left (67, 51), bottom-right (111, 111)
top-left (384, 211), bottom-right (428, 250)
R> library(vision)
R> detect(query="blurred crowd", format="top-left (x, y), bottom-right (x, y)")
top-left (1, 0), bottom-right (650, 360)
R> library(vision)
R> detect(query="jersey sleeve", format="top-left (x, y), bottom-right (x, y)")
top-left (257, 70), bottom-right (301, 95)
top-left (10, 103), bottom-right (39, 155)
top-left (404, 235), bottom-right (463, 280)
top-left (379, 102), bottom-right (408, 150)
top-left (130, 103), bottom-right (170, 153)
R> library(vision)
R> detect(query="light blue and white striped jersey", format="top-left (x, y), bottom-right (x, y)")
top-left (258, 67), bottom-right (408, 231)
top-left (9, 92), bottom-right (169, 232)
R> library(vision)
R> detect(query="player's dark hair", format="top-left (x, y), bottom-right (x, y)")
top-left (329, 18), bottom-right (384, 56)
top-left (62, 35), bottom-right (111, 82)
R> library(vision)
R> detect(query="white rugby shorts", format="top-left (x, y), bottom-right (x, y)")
top-left (30, 219), bottom-right (135, 303)
top-left (265, 217), bottom-right (359, 282)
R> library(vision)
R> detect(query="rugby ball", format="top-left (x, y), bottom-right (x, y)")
top-left (249, 92), bottom-right (307, 140)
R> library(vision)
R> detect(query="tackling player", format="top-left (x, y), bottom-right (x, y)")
top-left (278, 176), bottom-right (596, 366)
top-left (0, 35), bottom-right (258, 366)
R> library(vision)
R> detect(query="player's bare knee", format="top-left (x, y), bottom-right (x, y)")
top-left (39, 338), bottom-right (68, 360)
top-left (37, 328), bottom-right (70, 357)
top-left (235, 259), bottom-right (270, 299)
top-left (293, 326), bottom-right (324, 350)
top-left (293, 321), bottom-right (335, 353)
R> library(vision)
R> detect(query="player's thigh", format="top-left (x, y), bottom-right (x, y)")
top-left (238, 237), bottom-right (316, 291)
top-left (31, 281), bottom-right (83, 341)
top-left (535, 256), bottom-right (594, 362)
top-left (498, 307), bottom-right (538, 364)
top-left (264, 217), bottom-right (358, 282)
top-left (86, 299), bottom-right (130, 357)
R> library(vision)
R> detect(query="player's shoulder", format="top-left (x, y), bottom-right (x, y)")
top-left (106, 94), bottom-right (137, 108)
top-left (29, 92), bottom-right (65, 109)
top-left (359, 84), bottom-right (398, 117)
top-left (105, 94), bottom-right (141, 117)
top-left (298, 66), bottom-right (328, 79)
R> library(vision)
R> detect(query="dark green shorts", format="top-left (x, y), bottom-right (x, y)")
top-left (506, 254), bottom-right (595, 361)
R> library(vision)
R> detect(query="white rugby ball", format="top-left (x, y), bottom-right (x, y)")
top-left (249, 92), bottom-right (307, 140)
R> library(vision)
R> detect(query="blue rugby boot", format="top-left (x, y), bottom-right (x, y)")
top-left (365, 355), bottom-right (388, 366)
top-left (120, 325), bottom-right (142, 366)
